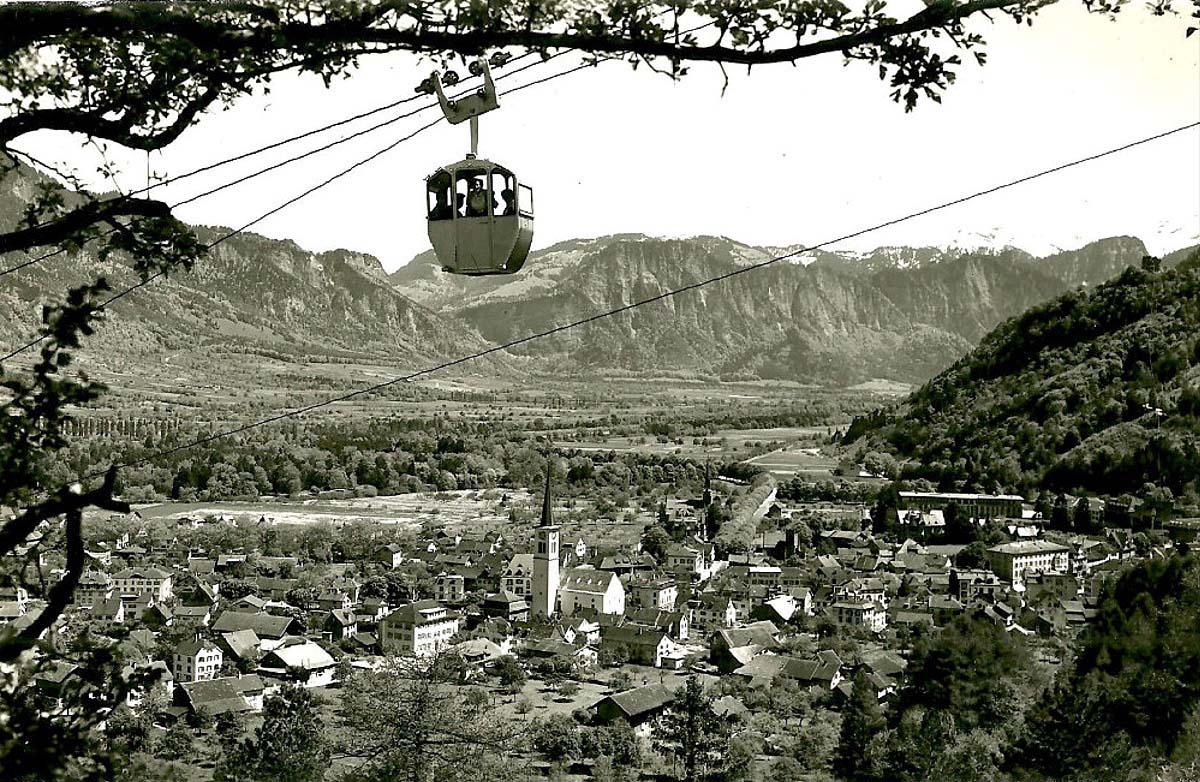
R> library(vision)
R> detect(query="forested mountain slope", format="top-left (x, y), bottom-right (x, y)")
top-left (845, 250), bottom-right (1200, 496)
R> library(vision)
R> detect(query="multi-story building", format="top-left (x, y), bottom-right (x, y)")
top-left (626, 575), bottom-right (678, 611)
top-left (558, 568), bottom-right (625, 616)
top-left (173, 638), bottom-right (223, 683)
top-left (692, 594), bottom-right (737, 629)
top-left (435, 573), bottom-right (465, 604)
top-left (73, 570), bottom-right (113, 606)
top-left (112, 567), bottom-right (172, 602)
top-left (379, 600), bottom-right (460, 657)
top-left (665, 545), bottom-right (704, 579)
top-left (830, 600), bottom-right (888, 633)
top-left (899, 491), bottom-right (1025, 520)
top-left (502, 554), bottom-right (534, 598)
top-left (987, 540), bottom-right (1071, 588)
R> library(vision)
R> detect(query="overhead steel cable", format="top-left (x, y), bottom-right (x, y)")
top-left (89, 119), bottom-right (1200, 477)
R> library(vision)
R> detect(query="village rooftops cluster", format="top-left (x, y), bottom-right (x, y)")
top-left (0, 484), bottom-right (1171, 735)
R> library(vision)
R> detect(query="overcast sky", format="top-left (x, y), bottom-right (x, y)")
top-left (19, 2), bottom-right (1200, 272)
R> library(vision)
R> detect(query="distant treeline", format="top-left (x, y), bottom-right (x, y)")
top-left (51, 417), bottom-right (729, 503)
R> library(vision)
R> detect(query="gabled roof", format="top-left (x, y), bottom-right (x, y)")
top-left (560, 568), bottom-right (619, 594)
top-left (716, 621), bottom-right (780, 650)
top-left (90, 596), bottom-right (124, 617)
top-left (219, 629), bottom-right (261, 660)
top-left (176, 638), bottom-right (221, 657)
top-left (599, 683), bottom-right (675, 720)
top-left (113, 566), bottom-right (169, 580)
top-left (174, 605), bottom-right (212, 619)
top-left (504, 554), bottom-right (534, 577)
top-left (180, 675), bottom-right (264, 714)
top-left (329, 609), bottom-right (356, 626)
top-left (625, 608), bottom-right (684, 629)
top-left (211, 611), bottom-right (295, 639)
top-left (260, 639), bottom-right (335, 671)
top-left (602, 625), bottom-right (669, 648)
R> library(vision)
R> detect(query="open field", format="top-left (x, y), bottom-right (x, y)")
top-left (123, 487), bottom-right (650, 551)
top-left (131, 489), bottom-right (535, 531)
top-left (744, 444), bottom-right (842, 477)
top-left (557, 426), bottom-right (835, 462)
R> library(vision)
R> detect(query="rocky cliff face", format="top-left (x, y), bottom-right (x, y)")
top-left (389, 233), bottom-right (1153, 384)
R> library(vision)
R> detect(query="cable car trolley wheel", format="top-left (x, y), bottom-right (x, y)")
top-left (423, 58), bottom-right (534, 276)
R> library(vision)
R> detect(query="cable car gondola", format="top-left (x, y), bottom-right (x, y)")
top-left (425, 59), bottom-right (534, 276)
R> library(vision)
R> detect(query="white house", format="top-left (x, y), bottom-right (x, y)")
top-left (258, 639), bottom-right (337, 688)
top-left (502, 554), bottom-right (534, 598)
top-left (379, 600), bottom-right (460, 657)
top-left (172, 638), bottom-right (223, 683)
top-left (558, 568), bottom-right (625, 616)
top-left (112, 567), bottom-right (172, 602)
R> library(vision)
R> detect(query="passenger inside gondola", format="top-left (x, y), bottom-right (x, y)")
top-left (427, 172), bottom-right (454, 221)
top-left (500, 188), bottom-right (516, 216)
top-left (465, 177), bottom-right (495, 217)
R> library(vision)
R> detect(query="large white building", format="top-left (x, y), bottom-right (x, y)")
top-left (112, 567), bottom-right (173, 602)
top-left (988, 540), bottom-right (1071, 588)
top-left (559, 568), bottom-right (626, 617)
top-left (379, 600), bottom-right (460, 657)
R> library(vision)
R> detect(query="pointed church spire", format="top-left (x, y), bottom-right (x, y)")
top-left (541, 459), bottom-right (553, 527)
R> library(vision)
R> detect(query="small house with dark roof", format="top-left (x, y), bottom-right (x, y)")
top-left (325, 609), bottom-right (358, 640)
top-left (211, 611), bottom-right (297, 649)
top-left (177, 674), bottom-right (265, 715)
top-left (218, 628), bottom-right (262, 663)
top-left (593, 683), bottom-right (676, 736)
top-left (233, 595), bottom-right (268, 612)
top-left (600, 625), bottom-right (674, 668)
top-left (173, 604), bottom-right (213, 627)
top-left (482, 590), bottom-right (529, 623)
top-left (521, 638), bottom-right (598, 669)
top-left (90, 595), bottom-right (125, 630)
top-left (710, 621), bottom-right (781, 673)
top-left (625, 607), bottom-right (689, 641)
top-left (255, 576), bottom-right (298, 601)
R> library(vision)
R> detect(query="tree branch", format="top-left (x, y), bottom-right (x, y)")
top-left (0, 0), bottom-right (1045, 67)
top-left (0, 195), bottom-right (173, 255)
top-left (0, 467), bottom-right (128, 564)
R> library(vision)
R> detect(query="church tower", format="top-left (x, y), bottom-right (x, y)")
top-left (531, 463), bottom-right (560, 620)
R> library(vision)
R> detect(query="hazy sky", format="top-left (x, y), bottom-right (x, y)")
top-left (18, 2), bottom-right (1200, 272)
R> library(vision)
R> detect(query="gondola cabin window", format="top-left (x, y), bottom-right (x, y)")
top-left (427, 171), bottom-right (454, 221)
top-left (519, 183), bottom-right (534, 217)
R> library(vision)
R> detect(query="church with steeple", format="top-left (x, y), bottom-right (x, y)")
top-left (528, 462), bottom-right (625, 619)
top-left (530, 464), bottom-right (560, 619)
